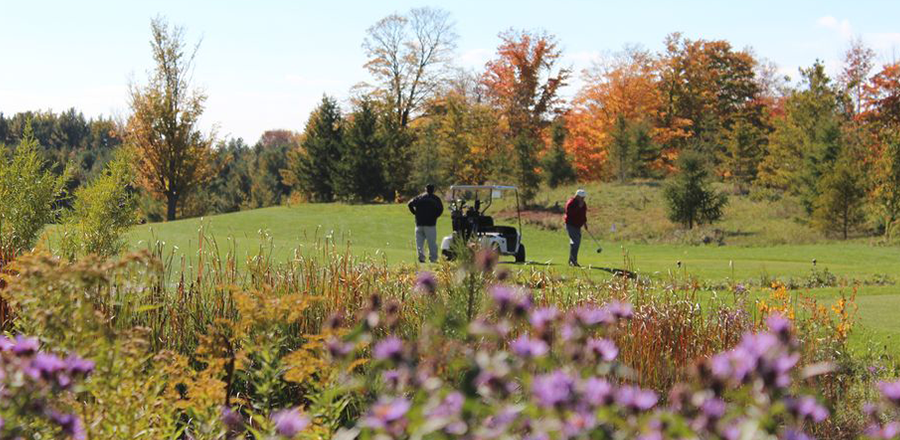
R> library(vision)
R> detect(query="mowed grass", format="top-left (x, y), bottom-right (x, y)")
top-left (125, 201), bottom-right (900, 353)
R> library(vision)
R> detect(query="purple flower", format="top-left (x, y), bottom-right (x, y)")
top-left (879, 380), bottom-right (900, 405)
top-left (48, 411), bottom-right (86, 440)
top-left (580, 377), bottom-right (613, 407)
top-left (783, 429), bottom-right (814, 440)
top-left (373, 337), bottom-right (404, 361)
top-left (615, 385), bottom-right (658, 411)
top-left (562, 410), bottom-right (597, 436)
top-left (415, 271), bottom-right (438, 294)
top-left (510, 334), bottom-right (549, 358)
top-left (586, 338), bottom-right (619, 362)
top-left (574, 305), bottom-right (613, 327)
top-left (31, 352), bottom-right (65, 379)
top-left (12, 335), bottom-right (39, 356)
top-left (0, 336), bottom-right (12, 351)
top-left (701, 397), bottom-right (726, 419)
top-left (65, 354), bottom-right (95, 377)
top-left (605, 300), bottom-right (633, 319)
top-left (532, 370), bottom-right (576, 408)
top-left (271, 408), bottom-right (309, 438)
top-left (767, 313), bottom-right (792, 341)
top-left (529, 307), bottom-right (558, 329)
top-left (221, 406), bottom-right (245, 434)
top-left (326, 338), bottom-right (354, 359)
top-left (866, 422), bottom-right (900, 439)
top-left (364, 397), bottom-right (411, 431)
top-left (427, 391), bottom-right (464, 418)
top-left (786, 396), bottom-right (828, 423)
top-left (491, 285), bottom-right (531, 316)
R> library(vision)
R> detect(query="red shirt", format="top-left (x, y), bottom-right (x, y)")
top-left (564, 197), bottom-right (587, 227)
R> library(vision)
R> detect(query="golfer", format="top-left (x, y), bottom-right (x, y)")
top-left (407, 184), bottom-right (444, 263)
top-left (564, 189), bottom-right (588, 267)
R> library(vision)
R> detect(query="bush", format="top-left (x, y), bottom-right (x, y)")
top-left (60, 150), bottom-right (138, 259)
top-left (0, 120), bottom-right (70, 254)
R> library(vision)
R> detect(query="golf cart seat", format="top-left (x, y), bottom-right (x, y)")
top-left (493, 226), bottom-right (519, 253)
top-left (475, 215), bottom-right (494, 230)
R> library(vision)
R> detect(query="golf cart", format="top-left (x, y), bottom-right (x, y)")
top-left (441, 185), bottom-right (526, 263)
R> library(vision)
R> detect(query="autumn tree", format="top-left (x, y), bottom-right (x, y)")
top-left (839, 37), bottom-right (876, 116)
top-left (362, 7), bottom-right (458, 129)
top-left (481, 29), bottom-right (570, 138)
top-left (127, 17), bottom-right (215, 221)
top-left (282, 96), bottom-right (343, 202)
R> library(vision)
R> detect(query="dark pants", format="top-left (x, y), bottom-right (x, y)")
top-left (566, 224), bottom-right (582, 264)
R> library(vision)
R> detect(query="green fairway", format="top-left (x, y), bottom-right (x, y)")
top-left (127, 203), bottom-right (900, 282)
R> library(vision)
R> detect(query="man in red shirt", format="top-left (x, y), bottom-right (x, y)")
top-left (564, 189), bottom-right (588, 266)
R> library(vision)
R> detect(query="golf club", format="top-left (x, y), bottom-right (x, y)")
top-left (584, 228), bottom-right (603, 253)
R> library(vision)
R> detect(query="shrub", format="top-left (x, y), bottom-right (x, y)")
top-left (664, 150), bottom-right (728, 229)
top-left (60, 150), bottom-right (138, 259)
top-left (0, 120), bottom-right (70, 254)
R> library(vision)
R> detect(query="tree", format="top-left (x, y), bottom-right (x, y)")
top-left (609, 116), bottom-right (634, 182)
top-left (362, 7), bottom-right (457, 129)
top-left (281, 96), bottom-right (343, 202)
top-left (513, 135), bottom-right (542, 203)
top-left (872, 131), bottom-right (900, 239)
top-left (0, 121), bottom-right (70, 254)
top-left (664, 151), bottom-right (728, 229)
top-left (812, 159), bottom-right (865, 239)
top-left (335, 99), bottom-right (388, 202)
top-left (542, 120), bottom-right (576, 188)
top-left (839, 37), bottom-right (876, 116)
top-left (127, 17), bottom-right (215, 221)
top-left (481, 29), bottom-right (570, 138)
top-left (718, 115), bottom-right (766, 192)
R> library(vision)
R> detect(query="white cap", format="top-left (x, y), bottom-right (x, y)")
top-left (575, 189), bottom-right (586, 198)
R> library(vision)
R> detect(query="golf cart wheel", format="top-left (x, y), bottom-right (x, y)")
top-left (515, 244), bottom-right (526, 263)
top-left (443, 249), bottom-right (456, 261)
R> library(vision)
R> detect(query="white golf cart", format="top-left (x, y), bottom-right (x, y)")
top-left (440, 185), bottom-right (526, 263)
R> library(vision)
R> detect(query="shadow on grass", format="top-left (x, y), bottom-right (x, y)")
top-left (500, 260), bottom-right (637, 279)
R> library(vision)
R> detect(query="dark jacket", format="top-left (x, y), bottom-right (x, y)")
top-left (408, 193), bottom-right (444, 226)
top-left (564, 197), bottom-right (587, 228)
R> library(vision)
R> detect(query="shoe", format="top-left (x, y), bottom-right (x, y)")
top-left (569, 261), bottom-right (580, 267)
top-left (419, 259), bottom-right (426, 263)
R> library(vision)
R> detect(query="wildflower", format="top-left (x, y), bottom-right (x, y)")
top-left (12, 335), bottom-right (39, 356)
top-left (64, 354), bottom-right (95, 377)
top-left (324, 312), bottom-right (344, 330)
top-left (562, 410), bottom-right (597, 437)
top-left (529, 307), bottom-right (558, 329)
top-left (878, 380), bottom-right (900, 406)
top-left (574, 305), bottom-right (613, 327)
top-left (785, 396), bottom-right (828, 423)
top-left (271, 408), bottom-right (309, 438)
top-left (30, 352), bottom-right (65, 379)
top-left (701, 397), bottom-right (726, 419)
top-left (783, 429), bottom-right (814, 440)
top-left (866, 422), bottom-right (900, 439)
top-left (532, 370), bottom-right (576, 408)
top-left (766, 313), bottom-right (792, 342)
top-left (326, 338), bottom-right (355, 359)
top-left (48, 411), bottom-right (86, 440)
top-left (510, 334), bottom-right (549, 358)
top-left (580, 377), bottom-right (613, 407)
top-left (373, 337), bottom-right (404, 362)
top-left (364, 397), bottom-right (411, 432)
top-left (605, 300), bottom-right (633, 320)
top-left (415, 271), bottom-right (437, 294)
top-left (614, 385), bottom-right (658, 411)
top-left (475, 248), bottom-right (499, 272)
top-left (0, 336), bottom-right (12, 351)
top-left (491, 285), bottom-right (516, 313)
top-left (221, 406), bottom-right (245, 436)
top-left (427, 391), bottom-right (464, 418)
top-left (586, 338), bottom-right (618, 362)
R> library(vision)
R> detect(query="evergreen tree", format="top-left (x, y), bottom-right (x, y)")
top-left (718, 115), bottom-right (766, 192)
top-left (664, 151), bottom-right (728, 229)
top-left (513, 135), bottom-right (542, 203)
top-left (282, 96), bottom-right (343, 202)
top-left (543, 121), bottom-right (577, 188)
top-left (610, 115), bottom-right (634, 182)
top-left (335, 99), bottom-right (388, 202)
top-left (812, 159), bottom-right (865, 239)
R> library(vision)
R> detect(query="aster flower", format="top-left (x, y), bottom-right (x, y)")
top-left (580, 377), bottom-right (613, 407)
top-left (866, 421), bottom-right (900, 440)
top-left (373, 337), bottom-right (404, 362)
top-left (701, 397), bottom-right (726, 419)
top-left (415, 271), bottom-right (437, 294)
top-left (221, 406), bottom-right (245, 436)
top-left (30, 352), bottom-right (65, 380)
top-left (782, 429), bottom-right (814, 440)
top-left (785, 395), bottom-right (828, 423)
top-left (532, 370), bottom-right (576, 408)
top-left (12, 335), bottom-right (39, 356)
top-left (529, 307), bottom-right (558, 329)
top-left (878, 380), bottom-right (900, 406)
top-left (510, 334), bottom-right (549, 358)
top-left (364, 397), bottom-right (411, 432)
top-left (491, 285), bottom-right (516, 313)
top-left (64, 354), bottom-right (95, 377)
top-left (574, 305), bottom-right (613, 327)
top-left (0, 336), bottom-right (12, 351)
top-left (48, 411), bottom-right (86, 440)
top-left (605, 300), bottom-right (633, 320)
top-left (586, 338), bottom-right (618, 362)
top-left (271, 408), bottom-right (309, 438)
top-left (614, 385), bottom-right (658, 411)
top-left (326, 337), bottom-right (355, 359)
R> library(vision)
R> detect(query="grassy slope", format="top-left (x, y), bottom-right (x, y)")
top-left (125, 187), bottom-right (900, 353)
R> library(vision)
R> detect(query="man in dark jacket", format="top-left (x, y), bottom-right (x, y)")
top-left (407, 184), bottom-right (444, 263)
top-left (564, 189), bottom-right (588, 266)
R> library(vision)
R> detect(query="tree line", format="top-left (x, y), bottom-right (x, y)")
top-left (3, 11), bottom-right (900, 240)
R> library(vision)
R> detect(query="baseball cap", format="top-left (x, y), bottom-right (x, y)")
top-left (575, 189), bottom-right (587, 198)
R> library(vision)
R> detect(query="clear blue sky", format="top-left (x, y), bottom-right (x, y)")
top-left (2, 0), bottom-right (899, 143)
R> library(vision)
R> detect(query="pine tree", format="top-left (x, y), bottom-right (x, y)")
top-left (282, 96), bottom-right (343, 202)
top-left (812, 159), bottom-right (865, 239)
top-left (664, 151), bottom-right (728, 229)
top-left (514, 135), bottom-right (542, 204)
top-left (335, 99), bottom-right (388, 202)
top-left (543, 121), bottom-right (577, 188)
top-left (610, 115), bottom-right (633, 183)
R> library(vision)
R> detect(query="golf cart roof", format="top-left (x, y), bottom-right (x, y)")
top-left (449, 185), bottom-right (518, 191)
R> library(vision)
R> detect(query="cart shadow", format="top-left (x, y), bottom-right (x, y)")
top-left (499, 261), bottom-right (637, 279)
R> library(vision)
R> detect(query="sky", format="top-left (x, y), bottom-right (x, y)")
top-left (2, 0), bottom-right (899, 143)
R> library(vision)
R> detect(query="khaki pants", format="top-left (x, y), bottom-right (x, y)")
top-left (416, 226), bottom-right (438, 263)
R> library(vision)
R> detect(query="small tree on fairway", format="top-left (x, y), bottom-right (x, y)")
top-left (514, 135), bottom-right (542, 203)
top-left (543, 121), bottom-right (576, 188)
top-left (813, 160), bottom-right (865, 239)
top-left (664, 150), bottom-right (728, 229)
